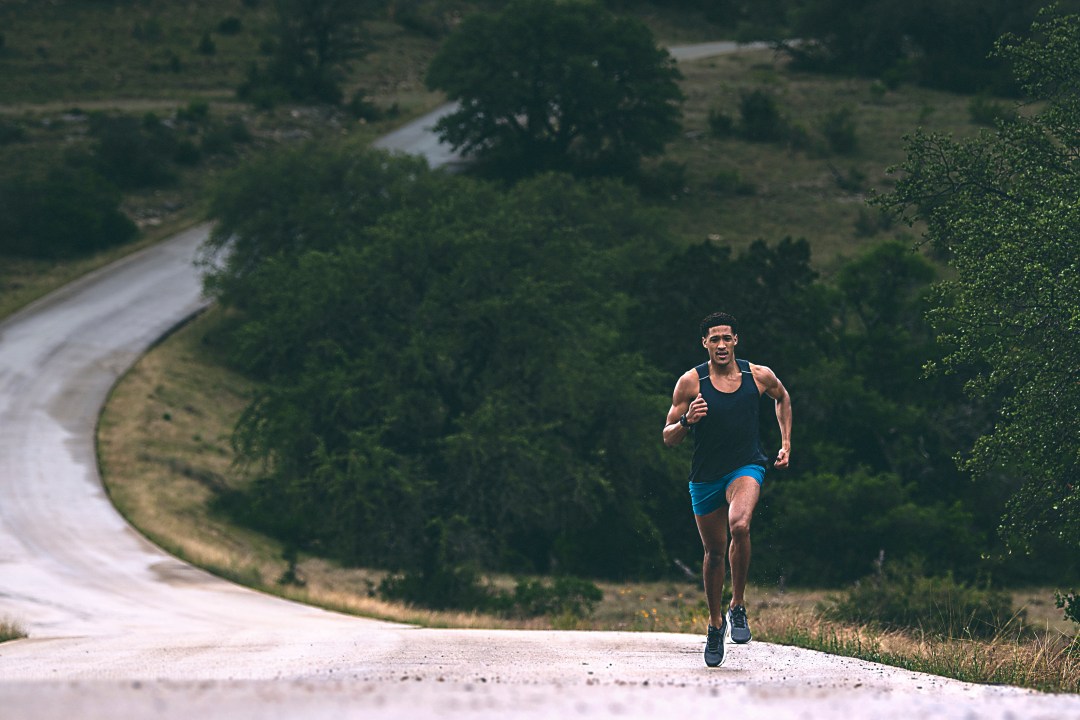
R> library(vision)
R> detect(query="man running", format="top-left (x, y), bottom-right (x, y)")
top-left (663, 311), bottom-right (792, 667)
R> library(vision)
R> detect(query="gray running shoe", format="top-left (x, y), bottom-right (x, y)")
top-left (727, 605), bottom-right (752, 644)
top-left (704, 621), bottom-right (725, 667)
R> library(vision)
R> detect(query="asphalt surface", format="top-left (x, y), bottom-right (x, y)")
top-left (2, 42), bottom-right (1079, 719)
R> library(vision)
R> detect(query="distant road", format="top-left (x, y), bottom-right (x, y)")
top-left (0, 42), bottom-right (1076, 719)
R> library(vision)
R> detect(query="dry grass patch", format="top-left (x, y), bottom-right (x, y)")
top-left (763, 609), bottom-right (1080, 694)
top-left (662, 48), bottom-right (989, 269)
top-left (97, 308), bottom-right (548, 630)
top-left (98, 311), bottom-right (1079, 692)
top-left (0, 617), bottom-right (27, 643)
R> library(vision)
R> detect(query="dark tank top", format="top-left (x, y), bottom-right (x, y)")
top-left (688, 358), bottom-right (768, 483)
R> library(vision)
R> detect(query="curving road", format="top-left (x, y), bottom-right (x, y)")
top-left (1, 43), bottom-right (1078, 719)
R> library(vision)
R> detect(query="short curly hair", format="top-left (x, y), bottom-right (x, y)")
top-left (699, 311), bottom-right (738, 338)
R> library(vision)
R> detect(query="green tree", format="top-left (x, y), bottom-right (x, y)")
top-left (0, 166), bottom-right (136, 259)
top-left (205, 150), bottom-right (681, 579)
top-left (426, 0), bottom-right (683, 179)
top-left (782, 0), bottom-right (1064, 92)
top-left (879, 10), bottom-right (1080, 561)
top-left (243, 0), bottom-right (370, 104)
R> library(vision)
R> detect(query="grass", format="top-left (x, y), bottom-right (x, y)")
top-left (96, 308), bottom-right (1080, 692)
top-left (0, 6), bottom-right (445, 325)
top-left (764, 612), bottom-right (1080, 694)
top-left (7, 0), bottom-right (1075, 692)
top-left (0, 7), bottom-right (995, 319)
top-left (0, 618), bottom-right (27, 643)
top-left (661, 48), bottom-right (988, 271)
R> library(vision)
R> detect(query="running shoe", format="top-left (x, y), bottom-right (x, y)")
top-left (727, 605), bottom-right (752, 644)
top-left (704, 621), bottom-right (725, 667)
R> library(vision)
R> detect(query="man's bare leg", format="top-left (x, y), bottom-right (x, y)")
top-left (725, 476), bottom-right (759, 607)
top-left (694, 507), bottom-right (729, 628)
top-left (725, 475), bottom-right (760, 642)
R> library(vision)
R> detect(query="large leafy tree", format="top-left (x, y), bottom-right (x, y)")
top-left (880, 11), bottom-right (1080, 561)
top-left (425, 0), bottom-right (683, 179)
top-left (204, 149), bottom-right (681, 579)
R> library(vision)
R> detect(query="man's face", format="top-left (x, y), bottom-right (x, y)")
top-left (702, 325), bottom-right (737, 365)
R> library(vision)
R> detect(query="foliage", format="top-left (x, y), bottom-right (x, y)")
top-left (1057, 591), bottom-right (1080, 624)
top-left (878, 9), bottom-right (1080, 558)
top-left (779, 0), bottom-right (1080, 93)
top-left (501, 576), bottom-right (604, 618)
top-left (239, 0), bottom-right (370, 104)
top-left (425, 0), bottom-right (684, 180)
top-left (825, 559), bottom-right (1020, 639)
top-left (0, 166), bottom-right (136, 259)
top-left (737, 89), bottom-right (787, 143)
top-left (819, 106), bottom-right (858, 154)
top-left (86, 113), bottom-right (178, 189)
top-left (0, 618), bottom-right (26, 643)
top-left (204, 148), bottom-right (680, 579)
top-left (199, 145), bottom-right (443, 307)
top-left (764, 469), bottom-right (982, 585)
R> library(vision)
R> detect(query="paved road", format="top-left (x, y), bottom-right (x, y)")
top-left (1, 43), bottom-right (1078, 719)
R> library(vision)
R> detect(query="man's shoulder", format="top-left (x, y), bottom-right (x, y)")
top-left (675, 366), bottom-right (704, 392)
top-left (747, 362), bottom-right (783, 390)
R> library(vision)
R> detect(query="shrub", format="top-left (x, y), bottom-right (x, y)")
top-left (825, 559), bottom-right (1020, 639)
top-left (501, 577), bottom-right (603, 619)
top-left (820, 107), bottom-right (858, 155)
top-left (0, 118), bottom-right (24, 145)
top-left (0, 617), bottom-right (26, 643)
top-left (178, 98), bottom-right (211, 123)
top-left (173, 139), bottom-right (202, 165)
top-left (710, 167), bottom-right (756, 196)
top-left (198, 33), bottom-right (216, 56)
top-left (379, 564), bottom-right (493, 611)
top-left (738, 89), bottom-right (786, 143)
top-left (346, 90), bottom-right (382, 122)
top-left (89, 114), bottom-right (176, 189)
top-left (0, 167), bottom-right (137, 259)
top-left (854, 206), bottom-right (893, 237)
top-left (217, 17), bottom-right (244, 35)
top-left (968, 94), bottom-right (1016, 127)
top-left (636, 159), bottom-right (687, 200)
top-left (1057, 592), bottom-right (1079, 625)
top-left (707, 107), bottom-right (735, 137)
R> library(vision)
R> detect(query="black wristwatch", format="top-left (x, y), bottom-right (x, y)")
top-left (679, 413), bottom-right (691, 428)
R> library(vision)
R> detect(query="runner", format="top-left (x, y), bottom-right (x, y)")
top-left (663, 311), bottom-right (792, 667)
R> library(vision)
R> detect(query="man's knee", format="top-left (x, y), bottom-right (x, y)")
top-left (703, 548), bottom-right (726, 570)
top-left (729, 519), bottom-right (751, 542)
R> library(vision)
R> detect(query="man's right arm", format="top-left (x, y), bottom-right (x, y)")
top-left (663, 371), bottom-right (702, 447)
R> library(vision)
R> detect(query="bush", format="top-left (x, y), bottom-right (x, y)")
top-left (738, 89), bottom-right (786, 143)
top-left (88, 114), bottom-right (176, 189)
top-left (968, 94), bottom-right (1016, 127)
top-left (198, 32), bottom-right (216, 55)
top-left (820, 107), bottom-right (857, 155)
top-left (707, 107), bottom-right (735, 137)
top-left (217, 17), bottom-right (244, 35)
top-left (173, 139), bottom-right (202, 165)
top-left (0, 167), bottom-right (136, 259)
top-left (501, 577), bottom-right (603, 619)
top-left (825, 559), bottom-right (1020, 639)
top-left (1057, 592), bottom-right (1079, 625)
top-left (0, 118), bottom-right (24, 145)
top-left (636, 159), bottom-right (687, 200)
top-left (710, 167), bottom-right (756, 196)
top-left (178, 98), bottom-right (210, 123)
top-left (346, 90), bottom-right (382, 122)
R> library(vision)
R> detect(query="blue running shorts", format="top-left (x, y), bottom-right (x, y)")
top-left (689, 464), bottom-right (766, 516)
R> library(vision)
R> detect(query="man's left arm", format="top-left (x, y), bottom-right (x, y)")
top-left (754, 364), bottom-right (791, 469)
